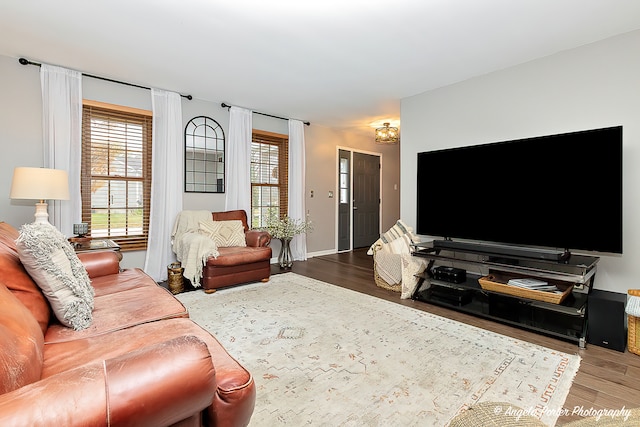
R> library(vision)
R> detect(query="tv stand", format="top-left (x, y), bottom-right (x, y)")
top-left (411, 241), bottom-right (599, 347)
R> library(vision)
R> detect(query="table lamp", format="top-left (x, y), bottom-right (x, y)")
top-left (10, 167), bottom-right (70, 224)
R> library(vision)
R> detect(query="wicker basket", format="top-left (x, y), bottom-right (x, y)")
top-left (478, 273), bottom-right (573, 305)
top-left (167, 262), bottom-right (184, 295)
top-left (372, 246), bottom-right (401, 293)
top-left (373, 262), bottom-right (401, 292)
top-left (628, 289), bottom-right (640, 356)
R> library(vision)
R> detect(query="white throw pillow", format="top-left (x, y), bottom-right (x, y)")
top-left (16, 222), bottom-right (94, 330)
top-left (382, 234), bottom-right (412, 255)
top-left (381, 219), bottom-right (418, 244)
top-left (199, 220), bottom-right (246, 247)
top-left (400, 253), bottom-right (429, 300)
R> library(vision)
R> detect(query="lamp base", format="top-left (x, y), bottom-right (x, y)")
top-left (34, 201), bottom-right (50, 224)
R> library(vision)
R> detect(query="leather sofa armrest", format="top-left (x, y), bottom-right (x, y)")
top-left (0, 336), bottom-right (216, 427)
top-left (246, 230), bottom-right (271, 247)
top-left (105, 335), bottom-right (216, 426)
top-left (0, 363), bottom-right (110, 426)
top-left (77, 251), bottom-right (121, 278)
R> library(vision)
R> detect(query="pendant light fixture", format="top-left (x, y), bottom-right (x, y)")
top-left (375, 122), bottom-right (399, 144)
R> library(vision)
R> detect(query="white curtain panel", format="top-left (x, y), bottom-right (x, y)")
top-left (144, 89), bottom-right (183, 282)
top-left (288, 119), bottom-right (307, 260)
top-left (224, 106), bottom-right (252, 217)
top-left (40, 64), bottom-right (82, 236)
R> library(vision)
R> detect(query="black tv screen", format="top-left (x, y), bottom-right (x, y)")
top-left (416, 126), bottom-right (623, 254)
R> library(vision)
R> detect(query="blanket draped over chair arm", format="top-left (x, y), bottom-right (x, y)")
top-left (0, 335), bottom-right (216, 427)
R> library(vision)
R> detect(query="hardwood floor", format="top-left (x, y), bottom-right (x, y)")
top-left (280, 249), bottom-right (640, 425)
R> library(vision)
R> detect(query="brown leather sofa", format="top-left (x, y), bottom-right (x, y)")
top-left (0, 221), bottom-right (255, 426)
top-left (201, 210), bottom-right (272, 293)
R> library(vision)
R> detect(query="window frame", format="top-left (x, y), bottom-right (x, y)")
top-left (250, 130), bottom-right (288, 228)
top-left (81, 100), bottom-right (153, 251)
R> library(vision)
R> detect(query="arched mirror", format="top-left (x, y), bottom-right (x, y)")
top-left (184, 116), bottom-right (225, 192)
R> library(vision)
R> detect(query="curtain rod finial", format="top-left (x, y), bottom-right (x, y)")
top-left (19, 57), bottom-right (29, 65)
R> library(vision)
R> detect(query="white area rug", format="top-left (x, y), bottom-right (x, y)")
top-left (176, 273), bottom-right (580, 426)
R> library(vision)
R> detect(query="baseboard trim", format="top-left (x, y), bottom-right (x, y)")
top-left (307, 249), bottom-right (337, 258)
top-left (269, 248), bottom-right (337, 264)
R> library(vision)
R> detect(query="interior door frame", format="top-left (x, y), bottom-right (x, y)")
top-left (335, 146), bottom-right (383, 252)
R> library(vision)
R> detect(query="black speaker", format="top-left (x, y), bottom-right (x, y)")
top-left (587, 289), bottom-right (627, 352)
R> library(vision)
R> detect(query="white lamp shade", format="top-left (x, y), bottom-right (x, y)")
top-left (10, 167), bottom-right (70, 201)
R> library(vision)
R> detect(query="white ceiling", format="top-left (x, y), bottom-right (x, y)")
top-left (1, 0), bottom-right (639, 131)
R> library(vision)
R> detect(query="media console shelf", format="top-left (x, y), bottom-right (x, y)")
top-left (411, 241), bottom-right (599, 347)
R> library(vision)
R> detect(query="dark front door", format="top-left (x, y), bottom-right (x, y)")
top-left (352, 152), bottom-right (380, 248)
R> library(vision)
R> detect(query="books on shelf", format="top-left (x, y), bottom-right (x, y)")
top-left (507, 278), bottom-right (559, 292)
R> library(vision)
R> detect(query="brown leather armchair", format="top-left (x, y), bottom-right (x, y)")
top-left (201, 210), bottom-right (272, 293)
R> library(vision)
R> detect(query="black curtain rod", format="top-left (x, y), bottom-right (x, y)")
top-left (19, 57), bottom-right (193, 100)
top-left (221, 102), bottom-right (310, 126)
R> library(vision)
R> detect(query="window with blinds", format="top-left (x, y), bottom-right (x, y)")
top-left (250, 130), bottom-right (288, 228)
top-left (81, 100), bottom-right (152, 251)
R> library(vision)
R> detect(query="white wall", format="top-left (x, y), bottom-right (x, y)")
top-left (1, 55), bottom-right (43, 223)
top-left (400, 30), bottom-right (640, 294)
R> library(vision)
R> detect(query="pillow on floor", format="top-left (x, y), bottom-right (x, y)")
top-left (16, 222), bottom-right (94, 330)
top-left (199, 220), bottom-right (246, 247)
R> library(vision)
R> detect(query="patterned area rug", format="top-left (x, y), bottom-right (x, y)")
top-left (176, 273), bottom-right (580, 426)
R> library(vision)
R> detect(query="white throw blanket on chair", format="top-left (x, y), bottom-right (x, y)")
top-left (171, 210), bottom-right (219, 286)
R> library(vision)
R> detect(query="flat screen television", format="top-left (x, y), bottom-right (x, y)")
top-left (416, 126), bottom-right (623, 257)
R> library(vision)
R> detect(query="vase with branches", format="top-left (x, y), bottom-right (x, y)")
top-left (262, 214), bottom-right (313, 268)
